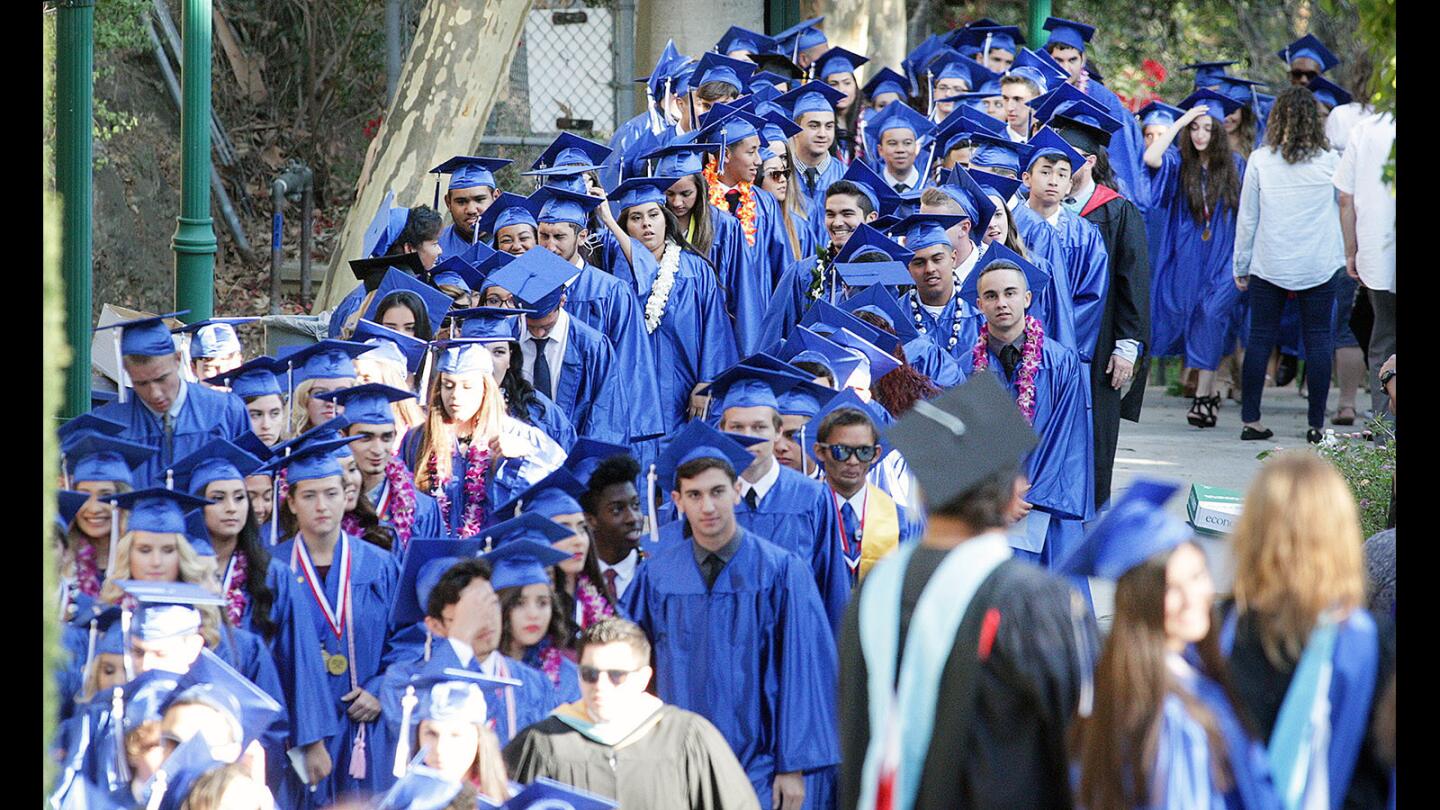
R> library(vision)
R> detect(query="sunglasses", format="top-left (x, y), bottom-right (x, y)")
top-left (1289, 69), bottom-right (1320, 81)
top-left (765, 169), bottom-right (787, 182)
top-left (826, 443), bottom-right (879, 463)
top-left (579, 665), bottom-right (641, 686)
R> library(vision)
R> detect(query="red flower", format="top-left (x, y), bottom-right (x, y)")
top-left (1142, 58), bottom-right (1167, 84)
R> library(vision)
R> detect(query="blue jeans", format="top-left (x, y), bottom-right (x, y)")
top-left (1242, 274), bottom-right (1338, 428)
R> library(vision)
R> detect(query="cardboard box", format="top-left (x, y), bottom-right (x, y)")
top-left (1187, 483), bottom-right (1245, 536)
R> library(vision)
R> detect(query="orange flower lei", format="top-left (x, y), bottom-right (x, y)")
top-left (704, 156), bottom-right (758, 246)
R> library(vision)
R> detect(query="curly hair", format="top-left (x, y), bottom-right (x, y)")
top-left (852, 310), bottom-right (941, 416)
top-left (1265, 85), bottom-right (1331, 165)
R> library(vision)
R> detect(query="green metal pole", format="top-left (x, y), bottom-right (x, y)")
top-left (1028, 0), bottom-right (1053, 51)
top-left (56, 0), bottom-right (94, 419)
top-left (172, 0), bottom-right (216, 322)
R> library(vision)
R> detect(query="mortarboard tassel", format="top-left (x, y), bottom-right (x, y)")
top-left (423, 627), bottom-right (432, 662)
top-left (925, 71), bottom-right (937, 120)
top-left (349, 725), bottom-right (368, 779)
top-left (107, 503), bottom-right (120, 577)
top-left (646, 85), bottom-right (662, 135)
top-left (392, 685), bottom-right (418, 778)
top-left (418, 347), bottom-right (434, 409)
top-left (145, 766), bottom-right (166, 810)
top-left (60, 450), bottom-right (69, 490)
top-left (799, 423), bottom-right (808, 476)
top-left (112, 330), bottom-right (127, 405)
top-left (165, 468), bottom-right (174, 491)
top-left (113, 686), bottom-right (133, 788)
top-left (84, 618), bottom-right (99, 689)
top-left (433, 178), bottom-right (441, 212)
top-left (645, 463), bottom-right (659, 546)
top-left (119, 606), bottom-right (134, 682)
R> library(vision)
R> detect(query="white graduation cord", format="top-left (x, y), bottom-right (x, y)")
top-left (107, 503), bottom-right (120, 579)
top-left (119, 606), bottom-right (133, 682)
top-left (392, 685), bottom-right (418, 778)
top-left (112, 330), bottom-right (127, 405)
top-left (112, 686), bottom-right (133, 787)
top-left (646, 463), bottom-right (659, 546)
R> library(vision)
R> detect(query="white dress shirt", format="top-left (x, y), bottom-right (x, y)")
top-left (882, 166), bottom-right (921, 194)
top-left (518, 310), bottom-right (570, 401)
top-left (738, 456), bottom-right (781, 504)
top-left (598, 547), bottom-right (640, 601)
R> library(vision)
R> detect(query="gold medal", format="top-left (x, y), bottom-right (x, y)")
top-left (326, 652), bottom-right (349, 676)
top-left (1202, 227), bottom-right (1212, 241)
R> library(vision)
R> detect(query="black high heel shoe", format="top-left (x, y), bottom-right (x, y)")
top-left (1187, 396), bottom-right (1208, 427)
top-left (1203, 395), bottom-right (1221, 428)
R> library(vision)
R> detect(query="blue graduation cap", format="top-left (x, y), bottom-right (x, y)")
top-left (758, 109), bottom-right (803, 142)
top-left (361, 268), bottom-right (455, 335)
top-left (655, 419), bottom-right (758, 491)
top-left (902, 34), bottom-right (949, 89)
top-left (1210, 75), bottom-right (1266, 106)
top-left (825, 327), bottom-right (902, 380)
top-left (1056, 479), bottom-right (1191, 578)
top-left (64, 433), bottom-right (156, 486)
top-left (967, 133), bottom-right (1029, 176)
top-left (431, 250), bottom-right (484, 295)
top-left (57, 488), bottom-right (92, 531)
top-left (715, 25), bottom-right (775, 56)
top-left (1035, 87), bottom-right (1125, 150)
top-left (1041, 16), bottom-right (1096, 52)
top-left (862, 99), bottom-right (937, 158)
top-left (774, 16), bottom-right (827, 60)
top-left (834, 223), bottom-right (914, 263)
top-left (863, 67), bottom-right (910, 101)
top-left (58, 412), bottom-right (126, 446)
top-left (1013, 47), bottom-right (1068, 87)
top-left (183, 508), bottom-right (215, 556)
top-left (935, 168), bottom-right (998, 228)
top-left (776, 375), bottom-right (838, 419)
top-left (94, 311), bottom-right (187, 358)
top-left (103, 489), bottom-right (213, 534)
top-left (802, 299), bottom-right (903, 356)
top-left (431, 338), bottom-right (495, 377)
top-left (834, 259), bottom-right (915, 289)
top-left (169, 439), bottom-right (264, 497)
top-left (1277, 34), bottom-right (1340, 73)
top-left (935, 104), bottom-right (1006, 152)
top-left (957, 240), bottom-right (1052, 306)
top-left (362, 191), bottom-right (408, 257)
top-left (1137, 100), bottom-right (1186, 129)
top-left (839, 159), bottom-right (904, 215)
top-left (772, 80), bottom-right (846, 121)
top-left (482, 246), bottom-right (576, 315)
top-left (562, 438), bottom-right (633, 487)
top-left (691, 51), bottom-right (755, 94)
top-left (532, 185), bottom-right (604, 228)
top-left (749, 70), bottom-right (791, 95)
top-left (841, 283), bottom-right (923, 343)
top-left (376, 765), bottom-right (463, 810)
top-left (285, 338), bottom-right (371, 384)
top-left (640, 39), bottom-right (685, 104)
top-left (203, 355), bottom-right (283, 399)
top-left (805, 387), bottom-right (893, 465)
top-left (962, 24), bottom-right (1026, 58)
top-left (451, 306), bottom-right (527, 343)
top-left (429, 155), bottom-right (513, 208)
top-left (313, 382), bottom-right (415, 427)
top-left (476, 192), bottom-right (541, 240)
top-left (482, 533), bottom-right (574, 590)
top-left (1180, 60), bottom-right (1236, 84)
top-left (504, 777), bottom-right (619, 810)
top-left (232, 431), bottom-right (274, 464)
top-left (491, 466), bottom-right (588, 522)
top-left (670, 59), bottom-right (700, 95)
top-left (146, 734), bottom-right (225, 810)
top-left (607, 176), bottom-right (677, 219)
top-left (967, 166), bottom-right (1022, 203)
top-left (168, 647), bottom-right (285, 750)
top-left (695, 109), bottom-right (771, 172)
top-left (812, 46), bottom-right (869, 81)
top-left (269, 435), bottom-right (364, 484)
top-left (270, 414), bottom-right (349, 458)
top-left (172, 318), bottom-right (255, 360)
top-left (701, 363), bottom-right (805, 414)
top-left (1177, 88), bottom-right (1243, 122)
top-left (352, 318), bottom-right (429, 375)
top-left (525, 132), bottom-right (613, 177)
top-left (889, 212), bottom-right (965, 251)
top-left (391, 537), bottom-right (484, 628)
top-left (779, 326), bottom-right (866, 385)
top-left (1307, 75), bottom-right (1353, 108)
top-left (1024, 126), bottom-right (1085, 171)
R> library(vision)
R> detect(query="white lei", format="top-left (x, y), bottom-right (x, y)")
top-left (644, 241), bottom-right (681, 334)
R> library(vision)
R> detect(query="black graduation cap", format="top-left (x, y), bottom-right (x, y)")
top-left (348, 252), bottom-right (429, 292)
top-left (749, 52), bottom-right (807, 82)
top-left (882, 373), bottom-right (1038, 509)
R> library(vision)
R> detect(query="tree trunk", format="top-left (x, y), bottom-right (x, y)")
top-left (314, 0), bottom-right (533, 312)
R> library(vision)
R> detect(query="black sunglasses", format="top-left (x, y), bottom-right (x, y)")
top-left (826, 443), bottom-right (879, 463)
top-left (765, 169), bottom-right (787, 182)
top-left (1290, 69), bottom-right (1320, 81)
top-left (579, 665), bottom-right (641, 686)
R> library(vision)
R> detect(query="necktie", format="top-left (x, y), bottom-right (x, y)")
top-left (161, 412), bottom-right (175, 466)
top-left (702, 553), bottom-right (724, 589)
top-left (532, 337), bottom-right (552, 398)
top-left (804, 166), bottom-right (820, 195)
top-left (840, 501), bottom-right (860, 558)
top-left (894, 182), bottom-right (910, 194)
top-left (724, 189), bottom-right (742, 216)
top-left (1000, 344), bottom-right (1022, 380)
top-left (743, 487), bottom-right (758, 511)
top-left (602, 568), bottom-right (619, 603)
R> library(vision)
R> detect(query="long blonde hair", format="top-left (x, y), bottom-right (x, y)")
top-left (100, 531), bottom-right (222, 649)
top-left (288, 378), bottom-right (320, 437)
top-left (1230, 451), bottom-right (1365, 666)
top-left (413, 371), bottom-right (505, 491)
top-left (354, 355), bottom-right (424, 436)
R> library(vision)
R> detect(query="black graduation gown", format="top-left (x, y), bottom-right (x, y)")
top-left (504, 704), bottom-right (762, 810)
top-left (1082, 186), bottom-right (1153, 509)
top-left (838, 558), bottom-right (1096, 810)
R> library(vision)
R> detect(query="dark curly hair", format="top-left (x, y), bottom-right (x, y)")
top-left (1265, 86), bottom-right (1331, 165)
top-left (397, 206), bottom-right (443, 251)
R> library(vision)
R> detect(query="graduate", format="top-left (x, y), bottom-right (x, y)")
top-left (381, 666), bottom-right (515, 805)
top-left (173, 317), bottom-right (254, 386)
top-left (429, 155), bottom-right (513, 256)
top-left (402, 339), bottom-right (567, 535)
top-left (924, 50), bottom-right (999, 124)
top-left (772, 374), bottom-right (838, 479)
top-left (863, 96), bottom-right (938, 195)
top-left (57, 430), bottom-right (154, 619)
top-left (492, 534), bottom-right (584, 705)
top-left (327, 201), bottom-right (447, 339)
top-left (694, 107), bottom-right (793, 295)
top-left (318, 384), bottom-right (446, 550)
top-left (808, 389), bottom-right (922, 584)
top-left (474, 191), bottom-right (543, 257)
top-left (810, 46), bottom-right (870, 167)
top-left (1142, 89), bottom-right (1246, 428)
top-left (623, 420), bottom-right (840, 810)
top-left (348, 319), bottom-right (429, 440)
top-left (889, 213), bottom-right (984, 364)
top-left (594, 175), bottom-right (738, 434)
top-left (524, 131), bottom-right (612, 196)
top-left (478, 247), bottom-right (630, 447)
top-left (92, 313), bottom-right (251, 487)
top-left (839, 279), bottom-right (966, 392)
top-left (269, 437), bottom-right (403, 805)
top-left (1065, 480), bottom-right (1279, 810)
top-left (205, 356), bottom-right (288, 447)
top-left (956, 253), bottom-right (1095, 583)
top-left (601, 40), bottom-right (685, 190)
top-left (569, 444), bottom-right (645, 609)
top-left (689, 363), bottom-right (850, 629)
top-left (779, 81), bottom-right (848, 220)
top-left (838, 374), bottom-right (1097, 810)
top-left (1040, 15), bottom-right (1150, 211)
top-left (452, 306), bottom-right (580, 453)
top-left (773, 15), bottom-right (829, 70)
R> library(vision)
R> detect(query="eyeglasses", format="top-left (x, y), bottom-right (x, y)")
top-left (579, 665), bottom-right (641, 686)
top-left (1289, 69), bottom-right (1319, 82)
top-left (765, 170), bottom-right (787, 182)
top-left (484, 295), bottom-right (517, 309)
top-left (826, 443), bottom-right (879, 463)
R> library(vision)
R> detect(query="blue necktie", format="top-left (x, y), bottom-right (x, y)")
top-left (840, 501), bottom-right (860, 559)
top-left (532, 337), bottom-right (552, 398)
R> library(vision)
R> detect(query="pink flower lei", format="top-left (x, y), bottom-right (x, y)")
top-left (224, 550), bottom-right (249, 627)
top-left (341, 456), bottom-right (419, 550)
top-left (523, 638), bottom-right (566, 687)
top-left (575, 576), bottom-right (617, 628)
top-left (427, 440), bottom-right (490, 538)
top-left (971, 315), bottom-right (1044, 424)
top-left (73, 542), bottom-right (103, 599)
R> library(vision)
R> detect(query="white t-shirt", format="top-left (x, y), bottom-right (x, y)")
top-left (1332, 113), bottom-right (1396, 292)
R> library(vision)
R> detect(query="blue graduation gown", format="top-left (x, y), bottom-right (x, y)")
top-left (658, 463), bottom-right (850, 631)
top-left (437, 223), bottom-right (485, 261)
top-left (758, 253), bottom-right (826, 350)
top-left (212, 627), bottom-right (294, 797)
top-left (328, 283), bottom-right (368, 338)
top-left (1146, 148), bottom-right (1246, 369)
top-left (1150, 664), bottom-right (1279, 810)
top-left (903, 334), bottom-right (966, 389)
top-left (751, 187), bottom-right (795, 292)
top-left (708, 205), bottom-right (768, 356)
top-left (601, 112), bottom-right (664, 190)
top-left (1013, 205), bottom-right (1102, 362)
top-left (1081, 79), bottom-right (1150, 213)
top-left (564, 263), bottom-right (665, 444)
top-left (522, 392), bottom-right (578, 453)
top-left (960, 339), bottom-right (1094, 567)
top-left (537, 315), bottom-right (630, 446)
top-left (605, 237), bottom-right (738, 434)
top-left (622, 528), bottom-right (840, 810)
top-left (521, 648), bottom-right (582, 706)
top-left (400, 424), bottom-right (565, 536)
top-left (901, 289), bottom-right (984, 366)
top-left (93, 382), bottom-right (251, 486)
top-left (270, 533), bottom-right (401, 807)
